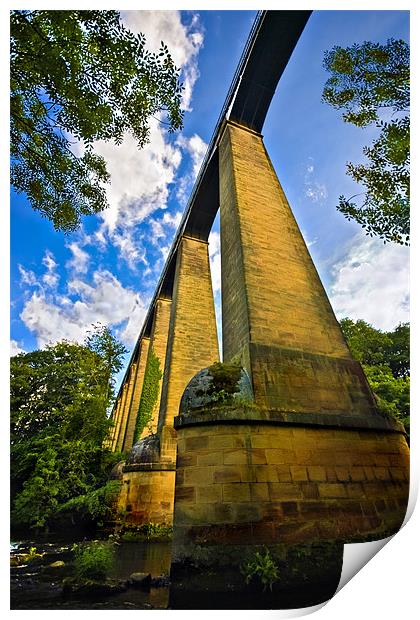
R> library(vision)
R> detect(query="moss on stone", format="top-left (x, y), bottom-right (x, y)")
top-left (207, 361), bottom-right (242, 396)
top-left (134, 348), bottom-right (162, 442)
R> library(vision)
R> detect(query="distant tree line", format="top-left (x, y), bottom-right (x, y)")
top-left (340, 318), bottom-right (409, 437)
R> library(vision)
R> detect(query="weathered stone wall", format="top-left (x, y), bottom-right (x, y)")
top-left (219, 121), bottom-right (378, 418)
top-left (173, 419), bottom-right (409, 556)
top-left (140, 298), bottom-right (172, 438)
top-left (158, 236), bottom-right (220, 433)
top-left (115, 361), bottom-right (138, 452)
top-left (122, 337), bottom-right (150, 452)
top-left (111, 384), bottom-right (127, 451)
top-left (118, 466), bottom-right (176, 526)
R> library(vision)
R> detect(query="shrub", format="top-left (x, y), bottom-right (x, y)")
top-left (120, 523), bottom-right (173, 542)
top-left (72, 540), bottom-right (115, 580)
top-left (59, 480), bottom-right (121, 525)
top-left (241, 548), bottom-right (280, 591)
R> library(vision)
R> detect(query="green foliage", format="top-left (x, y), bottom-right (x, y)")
top-left (120, 523), bottom-right (173, 542)
top-left (204, 361), bottom-right (242, 405)
top-left (364, 365), bottom-right (410, 432)
top-left (59, 480), bottom-right (122, 525)
top-left (340, 318), bottom-right (409, 435)
top-left (134, 348), bottom-right (162, 442)
top-left (18, 547), bottom-right (43, 564)
top-left (10, 325), bottom-right (127, 529)
top-left (241, 548), bottom-right (280, 592)
top-left (323, 39), bottom-right (409, 245)
top-left (72, 541), bottom-right (115, 580)
top-left (208, 361), bottom-right (242, 393)
top-left (10, 10), bottom-right (183, 232)
top-left (340, 318), bottom-right (409, 378)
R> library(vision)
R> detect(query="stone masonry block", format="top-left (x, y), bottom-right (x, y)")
top-left (213, 466), bottom-right (242, 484)
top-left (268, 482), bottom-right (302, 500)
top-left (184, 466), bottom-right (214, 485)
top-left (250, 482), bottom-right (270, 502)
top-left (307, 466), bottom-right (327, 482)
top-left (223, 449), bottom-right (248, 465)
top-left (265, 449), bottom-right (294, 464)
top-left (196, 451), bottom-right (224, 466)
top-left (222, 482), bottom-right (251, 503)
top-left (318, 483), bottom-right (348, 499)
top-left (290, 465), bottom-right (308, 482)
top-left (196, 485), bottom-right (223, 504)
top-left (176, 486), bottom-right (196, 503)
top-left (254, 464), bottom-right (279, 483)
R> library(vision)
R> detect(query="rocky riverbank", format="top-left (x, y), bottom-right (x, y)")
top-left (10, 538), bottom-right (171, 609)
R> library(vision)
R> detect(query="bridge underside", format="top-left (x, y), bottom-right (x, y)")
top-left (108, 10), bottom-right (409, 607)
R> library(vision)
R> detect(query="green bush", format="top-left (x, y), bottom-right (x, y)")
top-left (241, 548), bottom-right (280, 591)
top-left (59, 480), bottom-right (122, 524)
top-left (72, 540), bottom-right (115, 581)
top-left (120, 523), bottom-right (173, 542)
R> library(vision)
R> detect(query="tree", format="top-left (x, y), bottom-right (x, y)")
top-left (10, 10), bottom-right (183, 232)
top-left (323, 39), bottom-right (409, 245)
top-left (10, 326), bottom-right (127, 529)
top-left (340, 318), bottom-right (410, 436)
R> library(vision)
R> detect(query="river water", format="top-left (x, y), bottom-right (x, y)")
top-left (10, 537), bottom-right (171, 610)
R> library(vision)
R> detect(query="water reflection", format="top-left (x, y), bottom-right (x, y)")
top-left (10, 539), bottom-right (172, 610)
top-left (111, 541), bottom-right (171, 580)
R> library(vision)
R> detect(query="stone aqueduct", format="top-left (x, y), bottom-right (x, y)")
top-left (107, 10), bottom-right (409, 585)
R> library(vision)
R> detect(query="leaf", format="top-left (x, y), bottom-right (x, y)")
top-left (10, 9), bottom-right (184, 231)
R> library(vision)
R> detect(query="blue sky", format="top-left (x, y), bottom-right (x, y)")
top-left (10, 9), bottom-right (410, 385)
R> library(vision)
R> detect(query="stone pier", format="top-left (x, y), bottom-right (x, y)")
top-left (117, 237), bottom-right (220, 529)
top-left (169, 122), bottom-right (409, 606)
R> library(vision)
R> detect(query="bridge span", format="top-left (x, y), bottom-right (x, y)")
top-left (112, 10), bottom-right (311, 400)
top-left (108, 13), bottom-right (408, 602)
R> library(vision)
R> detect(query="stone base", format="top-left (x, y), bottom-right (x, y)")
top-left (117, 464), bottom-right (176, 527)
top-left (117, 426), bottom-right (178, 527)
top-left (170, 407), bottom-right (409, 606)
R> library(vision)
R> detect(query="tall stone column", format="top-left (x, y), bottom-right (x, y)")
top-left (169, 121), bottom-right (409, 606)
top-left (121, 337), bottom-right (150, 451)
top-left (111, 385), bottom-right (126, 451)
top-left (158, 236), bottom-right (220, 434)
top-left (110, 396), bottom-right (122, 450)
top-left (115, 363), bottom-right (138, 452)
top-left (138, 298), bottom-right (172, 439)
top-left (219, 121), bottom-right (377, 419)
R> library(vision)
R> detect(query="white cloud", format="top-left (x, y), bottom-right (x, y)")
top-left (301, 230), bottom-right (318, 248)
top-left (20, 269), bottom-right (147, 348)
top-left (66, 242), bottom-right (89, 274)
top-left (149, 209), bottom-right (183, 248)
top-left (305, 183), bottom-right (328, 202)
top-left (177, 133), bottom-right (208, 178)
top-left (149, 218), bottom-right (166, 243)
top-left (121, 10), bottom-right (204, 112)
top-left (328, 233), bottom-right (409, 331)
top-left (18, 265), bottom-right (37, 287)
top-left (10, 340), bottom-right (25, 356)
top-left (95, 123), bottom-right (182, 235)
top-left (56, 13), bottom-right (204, 272)
top-left (159, 244), bottom-right (171, 262)
top-left (42, 250), bottom-right (59, 288)
top-left (88, 12), bottom-right (204, 269)
top-left (162, 210), bottom-right (182, 229)
top-left (175, 133), bottom-right (208, 206)
top-left (304, 158), bottom-right (328, 203)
